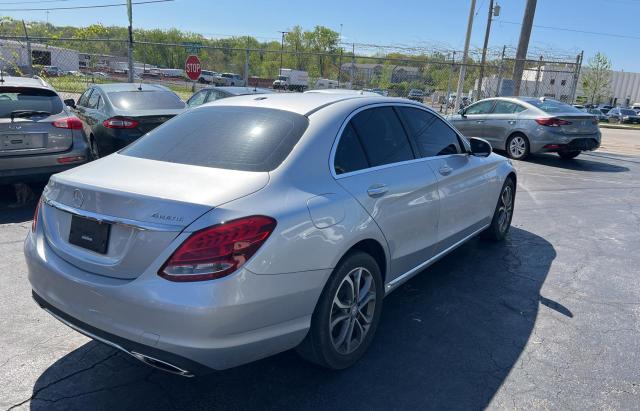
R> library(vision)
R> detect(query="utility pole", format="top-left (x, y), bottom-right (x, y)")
top-left (21, 20), bottom-right (32, 76)
top-left (512, 0), bottom-right (537, 96)
top-left (454, 0), bottom-right (476, 111)
top-left (126, 0), bottom-right (134, 83)
top-left (278, 31), bottom-right (289, 78)
top-left (476, 0), bottom-right (498, 99)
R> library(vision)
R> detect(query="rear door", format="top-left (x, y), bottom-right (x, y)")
top-left (334, 105), bottom-right (441, 278)
top-left (448, 99), bottom-right (495, 138)
top-left (397, 107), bottom-right (497, 252)
top-left (0, 86), bottom-right (72, 157)
top-left (483, 100), bottom-right (527, 148)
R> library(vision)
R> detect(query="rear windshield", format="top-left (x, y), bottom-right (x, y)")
top-left (121, 106), bottom-right (309, 172)
top-left (107, 91), bottom-right (185, 110)
top-left (524, 98), bottom-right (583, 114)
top-left (0, 87), bottom-right (63, 118)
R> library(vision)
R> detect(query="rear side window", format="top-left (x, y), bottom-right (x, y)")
top-left (334, 124), bottom-right (369, 175)
top-left (397, 107), bottom-right (462, 157)
top-left (0, 87), bottom-right (63, 118)
top-left (350, 107), bottom-right (414, 167)
top-left (121, 106), bottom-right (308, 172)
top-left (492, 100), bottom-right (526, 114)
top-left (524, 98), bottom-right (582, 114)
top-left (107, 91), bottom-right (185, 110)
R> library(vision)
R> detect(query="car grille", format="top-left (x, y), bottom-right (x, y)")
top-left (568, 138), bottom-right (598, 151)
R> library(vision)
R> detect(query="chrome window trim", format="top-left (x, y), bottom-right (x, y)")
top-left (42, 196), bottom-right (183, 232)
top-left (329, 102), bottom-right (469, 180)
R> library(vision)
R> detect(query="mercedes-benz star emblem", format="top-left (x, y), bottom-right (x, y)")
top-left (72, 189), bottom-right (84, 208)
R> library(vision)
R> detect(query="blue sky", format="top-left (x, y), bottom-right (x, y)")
top-left (1, 0), bottom-right (639, 71)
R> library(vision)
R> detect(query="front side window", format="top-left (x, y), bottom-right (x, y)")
top-left (187, 90), bottom-right (208, 107)
top-left (397, 107), bottom-right (461, 157)
top-left (87, 90), bottom-right (101, 109)
top-left (350, 107), bottom-right (414, 167)
top-left (77, 88), bottom-right (93, 107)
top-left (465, 100), bottom-right (495, 115)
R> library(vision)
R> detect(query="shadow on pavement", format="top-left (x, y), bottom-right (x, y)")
top-left (0, 184), bottom-right (44, 224)
top-left (526, 153), bottom-right (630, 172)
top-left (29, 227), bottom-right (556, 410)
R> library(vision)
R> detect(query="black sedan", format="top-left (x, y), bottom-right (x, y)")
top-left (186, 86), bottom-right (273, 108)
top-left (66, 83), bottom-right (185, 158)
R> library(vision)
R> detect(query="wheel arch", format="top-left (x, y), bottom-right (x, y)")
top-left (505, 130), bottom-right (529, 151)
top-left (337, 238), bottom-right (388, 286)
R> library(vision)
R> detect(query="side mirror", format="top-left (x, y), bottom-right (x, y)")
top-left (64, 98), bottom-right (76, 108)
top-left (469, 137), bottom-right (492, 157)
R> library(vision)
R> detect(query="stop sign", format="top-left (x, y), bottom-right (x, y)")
top-left (184, 55), bottom-right (201, 81)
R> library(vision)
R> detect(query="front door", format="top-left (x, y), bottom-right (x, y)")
top-left (448, 99), bottom-right (496, 138)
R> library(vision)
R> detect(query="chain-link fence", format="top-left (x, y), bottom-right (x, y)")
top-left (0, 35), bottom-right (582, 114)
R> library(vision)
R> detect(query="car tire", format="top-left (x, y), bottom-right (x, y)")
top-left (89, 136), bottom-right (100, 160)
top-left (481, 177), bottom-right (515, 242)
top-left (296, 251), bottom-right (383, 370)
top-left (506, 134), bottom-right (530, 160)
top-left (558, 151), bottom-right (580, 160)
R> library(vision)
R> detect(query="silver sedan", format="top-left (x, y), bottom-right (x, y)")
top-left (25, 93), bottom-right (516, 376)
top-left (447, 97), bottom-right (601, 160)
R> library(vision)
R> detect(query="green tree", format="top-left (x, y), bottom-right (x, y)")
top-left (581, 52), bottom-right (611, 105)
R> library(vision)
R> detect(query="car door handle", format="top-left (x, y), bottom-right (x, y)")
top-left (367, 184), bottom-right (388, 198)
top-left (508, 120), bottom-right (516, 125)
top-left (439, 166), bottom-right (453, 176)
top-left (476, 120), bottom-right (484, 124)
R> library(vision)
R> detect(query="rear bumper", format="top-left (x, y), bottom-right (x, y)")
top-left (530, 131), bottom-right (601, 154)
top-left (0, 147), bottom-right (89, 184)
top-left (24, 228), bottom-right (330, 372)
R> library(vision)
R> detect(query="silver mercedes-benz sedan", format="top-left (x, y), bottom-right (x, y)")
top-left (25, 93), bottom-right (516, 376)
top-left (447, 97), bottom-right (601, 160)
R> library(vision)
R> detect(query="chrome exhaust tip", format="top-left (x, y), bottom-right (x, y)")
top-left (130, 351), bottom-right (194, 377)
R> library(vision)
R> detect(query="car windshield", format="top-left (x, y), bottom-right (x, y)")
top-left (0, 87), bottom-right (63, 118)
top-left (121, 106), bottom-right (309, 172)
top-left (222, 74), bottom-right (233, 78)
top-left (621, 109), bottom-right (637, 116)
top-left (107, 91), bottom-right (185, 110)
top-left (524, 98), bottom-right (583, 114)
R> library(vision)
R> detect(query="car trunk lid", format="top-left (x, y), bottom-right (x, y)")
top-left (0, 114), bottom-right (73, 157)
top-left (556, 114), bottom-right (599, 135)
top-left (41, 153), bottom-right (269, 279)
top-left (112, 108), bottom-right (183, 135)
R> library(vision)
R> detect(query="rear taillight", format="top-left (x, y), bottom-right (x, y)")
top-left (32, 198), bottom-right (42, 233)
top-left (102, 117), bottom-right (139, 129)
top-left (159, 216), bottom-right (277, 282)
top-left (535, 117), bottom-right (572, 127)
top-left (52, 116), bottom-right (83, 130)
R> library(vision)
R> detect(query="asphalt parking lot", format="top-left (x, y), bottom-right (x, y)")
top-left (1, 128), bottom-right (639, 410)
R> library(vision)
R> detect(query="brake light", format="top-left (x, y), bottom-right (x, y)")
top-left (52, 116), bottom-right (83, 130)
top-left (32, 198), bottom-right (42, 233)
top-left (159, 216), bottom-right (277, 282)
top-left (535, 117), bottom-right (572, 127)
top-left (102, 117), bottom-right (139, 129)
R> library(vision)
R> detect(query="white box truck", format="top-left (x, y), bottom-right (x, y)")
top-left (273, 69), bottom-right (308, 91)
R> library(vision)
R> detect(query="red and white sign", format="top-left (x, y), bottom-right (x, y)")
top-left (184, 55), bottom-right (201, 81)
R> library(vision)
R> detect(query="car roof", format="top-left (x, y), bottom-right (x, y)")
top-left (201, 86), bottom-right (274, 95)
top-left (93, 83), bottom-right (172, 92)
top-left (304, 89), bottom-right (380, 96)
top-left (0, 75), bottom-right (52, 89)
top-left (201, 92), bottom-right (408, 116)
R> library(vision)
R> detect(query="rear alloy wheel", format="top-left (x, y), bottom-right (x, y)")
top-left (482, 178), bottom-right (515, 242)
top-left (297, 251), bottom-right (383, 369)
top-left (506, 134), bottom-right (529, 160)
top-left (558, 151), bottom-right (580, 160)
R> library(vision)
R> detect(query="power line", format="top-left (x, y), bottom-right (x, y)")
top-left (499, 20), bottom-right (640, 41)
top-left (0, 0), bottom-right (173, 12)
top-left (0, 0), bottom-right (76, 4)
